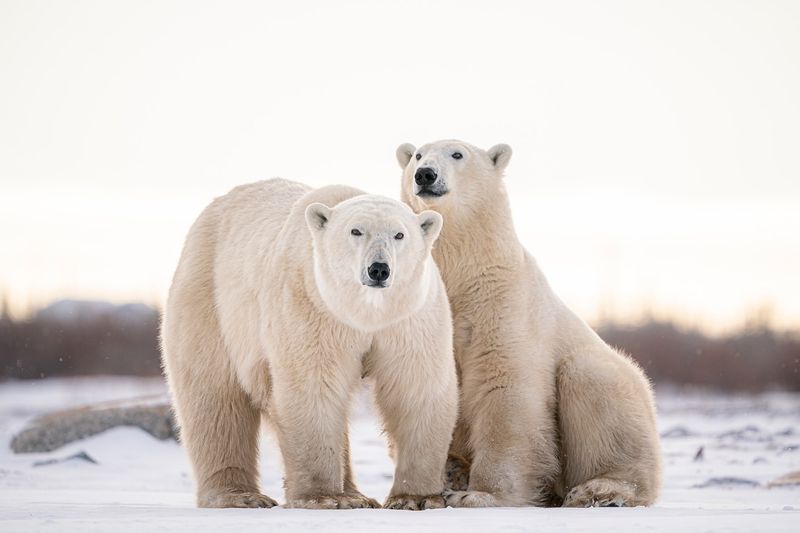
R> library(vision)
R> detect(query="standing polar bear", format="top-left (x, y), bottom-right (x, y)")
top-left (397, 140), bottom-right (662, 508)
top-left (162, 178), bottom-right (458, 510)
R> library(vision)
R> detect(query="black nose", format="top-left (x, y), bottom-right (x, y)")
top-left (415, 167), bottom-right (438, 186)
top-left (368, 262), bottom-right (390, 282)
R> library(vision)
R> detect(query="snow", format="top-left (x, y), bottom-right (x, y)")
top-left (1, 378), bottom-right (798, 532)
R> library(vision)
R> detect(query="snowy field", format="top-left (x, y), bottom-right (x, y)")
top-left (0, 377), bottom-right (798, 532)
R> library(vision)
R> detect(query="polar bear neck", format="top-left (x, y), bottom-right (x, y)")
top-left (433, 183), bottom-right (525, 272)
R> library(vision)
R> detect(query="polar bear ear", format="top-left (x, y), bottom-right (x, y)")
top-left (305, 203), bottom-right (332, 233)
top-left (487, 144), bottom-right (512, 172)
top-left (396, 143), bottom-right (416, 168)
top-left (418, 210), bottom-right (443, 245)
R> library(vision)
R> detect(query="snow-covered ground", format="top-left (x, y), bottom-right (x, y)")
top-left (0, 378), bottom-right (798, 532)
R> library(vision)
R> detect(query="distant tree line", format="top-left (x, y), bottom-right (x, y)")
top-left (1, 303), bottom-right (798, 391)
top-left (0, 304), bottom-right (162, 379)
top-left (597, 321), bottom-right (800, 391)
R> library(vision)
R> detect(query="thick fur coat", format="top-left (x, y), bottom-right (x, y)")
top-left (397, 141), bottom-right (662, 507)
top-left (161, 178), bottom-right (458, 510)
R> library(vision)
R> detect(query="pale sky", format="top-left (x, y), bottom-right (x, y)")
top-left (1, 0), bottom-right (799, 332)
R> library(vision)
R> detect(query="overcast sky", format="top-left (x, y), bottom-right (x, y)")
top-left (1, 0), bottom-right (799, 331)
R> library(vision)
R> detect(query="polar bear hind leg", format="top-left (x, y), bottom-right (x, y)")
top-left (163, 216), bottom-right (276, 509)
top-left (556, 348), bottom-right (660, 508)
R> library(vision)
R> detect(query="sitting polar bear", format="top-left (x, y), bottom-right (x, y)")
top-left (396, 140), bottom-right (662, 508)
top-left (162, 178), bottom-right (458, 510)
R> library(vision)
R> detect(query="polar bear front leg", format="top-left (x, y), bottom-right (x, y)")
top-left (370, 328), bottom-right (459, 510)
top-left (446, 366), bottom-right (560, 508)
top-left (270, 346), bottom-right (379, 510)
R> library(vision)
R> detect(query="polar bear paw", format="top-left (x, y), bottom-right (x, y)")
top-left (384, 494), bottom-right (446, 510)
top-left (443, 490), bottom-right (499, 508)
top-left (562, 478), bottom-right (635, 507)
top-left (199, 490), bottom-right (278, 508)
top-left (286, 492), bottom-right (381, 509)
top-left (344, 491), bottom-right (382, 509)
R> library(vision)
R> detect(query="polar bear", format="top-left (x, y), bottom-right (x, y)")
top-left (161, 178), bottom-right (458, 510)
top-left (396, 140), bottom-right (662, 508)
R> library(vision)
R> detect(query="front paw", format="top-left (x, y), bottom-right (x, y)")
top-left (384, 494), bottom-right (446, 511)
top-left (443, 490), bottom-right (498, 508)
top-left (286, 493), bottom-right (381, 509)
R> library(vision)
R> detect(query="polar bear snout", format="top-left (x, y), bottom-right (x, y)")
top-left (367, 262), bottom-right (391, 288)
top-left (415, 167), bottom-right (438, 187)
top-left (415, 167), bottom-right (448, 198)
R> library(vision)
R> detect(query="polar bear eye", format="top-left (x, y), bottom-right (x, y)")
top-left (452, 152), bottom-right (463, 159)
top-left (351, 229), bottom-right (362, 236)
top-left (394, 232), bottom-right (404, 240)
top-left (415, 153), bottom-right (421, 161)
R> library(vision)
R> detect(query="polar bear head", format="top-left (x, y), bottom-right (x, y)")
top-left (305, 195), bottom-right (443, 332)
top-left (396, 140), bottom-right (512, 214)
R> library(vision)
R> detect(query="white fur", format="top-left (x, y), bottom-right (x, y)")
top-left (398, 140), bottom-right (662, 508)
top-left (162, 178), bottom-right (457, 510)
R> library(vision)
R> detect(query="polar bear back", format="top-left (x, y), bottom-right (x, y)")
top-left (210, 178), bottom-right (364, 264)
top-left (193, 178), bottom-right (366, 403)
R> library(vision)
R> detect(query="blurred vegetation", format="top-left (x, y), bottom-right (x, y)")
top-left (0, 301), bottom-right (162, 379)
top-left (597, 321), bottom-right (800, 391)
top-left (0, 301), bottom-right (798, 391)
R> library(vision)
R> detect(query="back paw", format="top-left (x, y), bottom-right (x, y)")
top-left (562, 478), bottom-right (637, 507)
